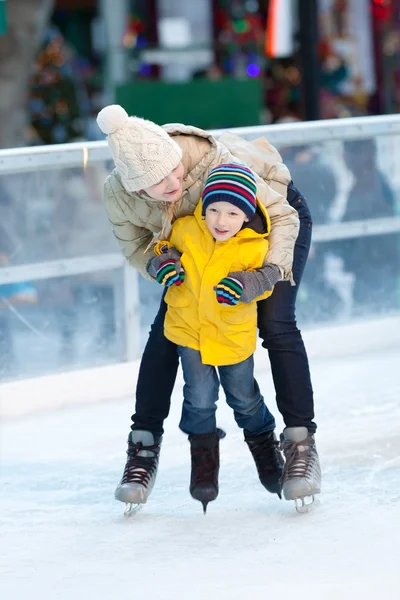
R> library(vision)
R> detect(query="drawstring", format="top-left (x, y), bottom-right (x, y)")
top-left (144, 198), bottom-right (183, 254)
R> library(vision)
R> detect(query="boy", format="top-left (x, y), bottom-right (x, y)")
top-left (150, 164), bottom-right (284, 512)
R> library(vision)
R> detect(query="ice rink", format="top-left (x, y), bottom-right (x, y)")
top-left (1, 317), bottom-right (400, 600)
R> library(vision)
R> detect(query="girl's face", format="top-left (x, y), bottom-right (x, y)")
top-left (205, 201), bottom-right (248, 241)
top-left (144, 162), bottom-right (184, 202)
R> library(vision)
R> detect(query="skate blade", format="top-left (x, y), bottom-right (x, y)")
top-left (123, 503), bottom-right (143, 518)
top-left (294, 495), bottom-right (315, 513)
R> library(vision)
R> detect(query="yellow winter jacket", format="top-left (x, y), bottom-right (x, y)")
top-left (161, 200), bottom-right (272, 367)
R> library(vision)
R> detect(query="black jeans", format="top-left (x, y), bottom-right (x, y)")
top-left (132, 182), bottom-right (316, 435)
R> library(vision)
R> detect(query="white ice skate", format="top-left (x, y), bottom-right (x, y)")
top-left (280, 427), bottom-right (321, 513)
top-left (115, 430), bottom-right (162, 517)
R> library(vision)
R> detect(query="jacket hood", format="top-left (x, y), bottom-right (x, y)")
top-left (218, 130), bottom-right (291, 196)
top-left (163, 123), bottom-right (217, 146)
top-left (163, 124), bottom-right (219, 192)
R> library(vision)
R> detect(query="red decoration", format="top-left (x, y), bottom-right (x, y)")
top-left (372, 0), bottom-right (392, 21)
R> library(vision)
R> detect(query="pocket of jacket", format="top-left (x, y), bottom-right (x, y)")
top-left (165, 286), bottom-right (192, 308)
top-left (220, 304), bottom-right (256, 326)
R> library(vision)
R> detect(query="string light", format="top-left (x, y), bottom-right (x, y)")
top-left (247, 63), bottom-right (261, 77)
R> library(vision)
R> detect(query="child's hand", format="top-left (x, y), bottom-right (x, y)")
top-left (146, 246), bottom-right (185, 286)
top-left (156, 259), bottom-right (185, 287)
top-left (214, 277), bottom-right (244, 305)
top-left (227, 264), bottom-right (282, 303)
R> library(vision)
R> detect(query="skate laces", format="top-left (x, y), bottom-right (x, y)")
top-left (281, 437), bottom-right (315, 480)
top-left (122, 441), bottom-right (159, 486)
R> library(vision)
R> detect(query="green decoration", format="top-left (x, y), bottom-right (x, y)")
top-left (0, 0), bottom-right (7, 36)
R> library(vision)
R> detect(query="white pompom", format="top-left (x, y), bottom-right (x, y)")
top-left (97, 104), bottom-right (129, 135)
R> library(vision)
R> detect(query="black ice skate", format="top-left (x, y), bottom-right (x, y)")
top-left (114, 430), bottom-right (162, 516)
top-left (245, 430), bottom-right (284, 498)
top-left (189, 430), bottom-right (223, 514)
top-left (280, 426), bottom-right (321, 512)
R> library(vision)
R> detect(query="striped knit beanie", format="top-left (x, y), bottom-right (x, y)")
top-left (202, 163), bottom-right (257, 221)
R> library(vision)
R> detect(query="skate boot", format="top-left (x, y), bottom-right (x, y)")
top-left (114, 430), bottom-right (162, 516)
top-left (189, 430), bottom-right (222, 514)
top-left (245, 430), bottom-right (284, 498)
top-left (280, 426), bottom-right (321, 512)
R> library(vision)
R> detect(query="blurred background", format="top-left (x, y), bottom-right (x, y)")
top-left (0, 0), bottom-right (399, 383)
top-left (1, 0), bottom-right (400, 149)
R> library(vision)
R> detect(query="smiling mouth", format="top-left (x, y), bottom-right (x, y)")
top-left (215, 228), bottom-right (228, 235)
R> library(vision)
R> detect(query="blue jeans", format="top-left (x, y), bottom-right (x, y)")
top-left (132, 182), bottom-right (316, 435)
top-left (177, 346), bottom-right (276, 436)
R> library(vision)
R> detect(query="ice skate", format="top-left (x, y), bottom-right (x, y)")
top-left (245, 430), bottom-right (284, 498)
top-left (115, 430), bottom-right (162, 516)
top-left (280, 426), bottom-right (321, 512)
top-left (189, 430), bottom-right (223, 514)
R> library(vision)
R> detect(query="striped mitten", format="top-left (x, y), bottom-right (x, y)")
top-left (156, 259), bottom-right (185, 287)
top-left (214, 277), bottom-right (244, 305)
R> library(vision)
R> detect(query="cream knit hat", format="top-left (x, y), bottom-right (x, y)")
top-left (97, 104), bottom-right (183, 192)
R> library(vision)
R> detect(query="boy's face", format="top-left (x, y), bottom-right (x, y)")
top-left (205, 201), bottom-right (248, 241)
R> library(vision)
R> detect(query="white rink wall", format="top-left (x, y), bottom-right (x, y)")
top-left (1, 314), bottom-right (400, 419)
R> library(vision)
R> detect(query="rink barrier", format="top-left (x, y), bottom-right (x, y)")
top-left (1, 313), bottom-right (400, 418)
top-left (1, 114), bottom-right (400, 365)
top-left (2, 113), bottom-right (400, 172)
top-left (0, 214), bottom-right (399, 286)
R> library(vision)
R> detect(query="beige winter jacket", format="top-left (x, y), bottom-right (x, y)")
top-left (103, 124), bottom-right (299, 281)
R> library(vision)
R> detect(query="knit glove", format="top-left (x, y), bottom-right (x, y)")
top-left (156, 259), bottom-right (185, 287)
top-left (214, 277), bottom-right (244, 306)
top-left (146, 246), bottom-right (185, 287)
top-left (227, 264), bottom-right (282, 304)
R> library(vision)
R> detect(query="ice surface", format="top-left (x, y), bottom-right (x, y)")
top-left (1, 340), bottom-right (400, 599)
